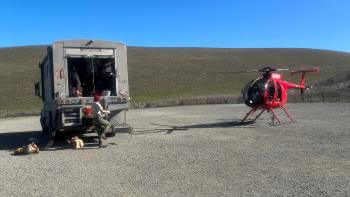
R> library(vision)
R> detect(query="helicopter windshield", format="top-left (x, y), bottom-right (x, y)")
top-left (243, 78), bottom-right (282, 107)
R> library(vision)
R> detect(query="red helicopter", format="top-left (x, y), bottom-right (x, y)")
top-left (203, 66), bottom-right (320, 124)
top-left (241, 67), bottom-right (320, 123)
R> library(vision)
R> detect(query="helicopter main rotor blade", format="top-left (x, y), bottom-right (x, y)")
top-left (200, 67), bottom-right (290, 75)
top-left (200, 69), bottom-right (260, 75)
top-left (275, 68), bottom-right (290, 71)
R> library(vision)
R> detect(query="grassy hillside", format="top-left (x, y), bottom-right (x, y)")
top-left (0, 45), bottom-right (350, 115)
top-left (128, 47), bottom-right (350, 101)
top-left (0, 46), bottom-right (46, 114)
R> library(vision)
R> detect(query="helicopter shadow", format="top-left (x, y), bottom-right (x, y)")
top-left (132, 120), bottom-right (256, 135)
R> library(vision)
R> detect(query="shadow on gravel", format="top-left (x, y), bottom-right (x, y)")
top-left (132, 120), bottom-right (255, 135)
top-left (41, 134), bottom-right (102, 151)
top-left (0, 131), bottom-right (117, 152)
top-left (0, 131), bottom-right (41, 151)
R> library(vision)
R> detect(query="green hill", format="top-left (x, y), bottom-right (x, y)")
top-left (0, 45), bottom-right (349, 115)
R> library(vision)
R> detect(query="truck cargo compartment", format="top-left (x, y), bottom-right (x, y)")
top-left (67, 57), bottom-right (117, 97)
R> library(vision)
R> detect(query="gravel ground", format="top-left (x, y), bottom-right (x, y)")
top-left (0, 103), bottom-right (349, 196)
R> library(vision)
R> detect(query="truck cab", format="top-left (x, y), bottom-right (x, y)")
top-left (35, 40), bottom-right (132, 139)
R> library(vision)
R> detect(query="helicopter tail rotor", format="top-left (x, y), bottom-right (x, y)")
top-left (291, 67), bottom-right (320, 87)
top-left (290, 67), bottom-right (320, 100)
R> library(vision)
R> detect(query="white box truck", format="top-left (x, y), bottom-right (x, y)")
top-left (35, 40), bottom-right (132, 144)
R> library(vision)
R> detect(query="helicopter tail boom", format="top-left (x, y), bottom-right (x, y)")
top-left (290, 67), bottom-right (320, 100)
top-left (291, 67), bottom-right (320, 88)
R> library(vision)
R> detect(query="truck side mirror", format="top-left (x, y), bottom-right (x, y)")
top-left (35, 82), bottom-right (42, 97)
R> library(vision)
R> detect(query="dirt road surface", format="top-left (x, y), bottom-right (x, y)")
top-left (0, 103), bottom-right (349, 196)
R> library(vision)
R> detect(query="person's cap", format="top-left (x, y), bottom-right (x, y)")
top-left (93, 93), bottom-right (103, 101)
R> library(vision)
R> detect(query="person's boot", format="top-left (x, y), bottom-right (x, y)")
top-left (98, 133), bottom-right (107, 148)
top-left (98, 137), bottom-right (102, 148)
top-left (100, 133), bottom-right (107, 140)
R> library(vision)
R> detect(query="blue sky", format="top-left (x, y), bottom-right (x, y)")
top-left (1, 0), bottom-right (350, 52)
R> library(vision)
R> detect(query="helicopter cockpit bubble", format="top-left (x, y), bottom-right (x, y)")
top-left (243, 77), bottom-right (282, 107)
top-left (243, 78), bottom-right (266, 107)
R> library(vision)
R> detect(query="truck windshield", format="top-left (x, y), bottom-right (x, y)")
top-left (67, 57), bottom-right (116, 97)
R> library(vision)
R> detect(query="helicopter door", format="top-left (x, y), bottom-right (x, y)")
top-left (242, 77), bottom-right (267, 107)
top-left (264, 79), bottom-right (282, 102)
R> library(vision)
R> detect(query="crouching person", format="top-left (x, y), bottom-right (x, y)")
top-left (92, 93), bottom-right (111, 147)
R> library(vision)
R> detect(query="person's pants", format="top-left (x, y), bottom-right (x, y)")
top-left (93, 116), bottom-right (111, 136)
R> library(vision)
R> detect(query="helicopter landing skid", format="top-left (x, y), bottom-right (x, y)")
top-left (241, 106), bottom-right (295, 124)
top-left (241, 108), bottom-right (265, 123)
top-left (280, 106), bottom-right (295, 122)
